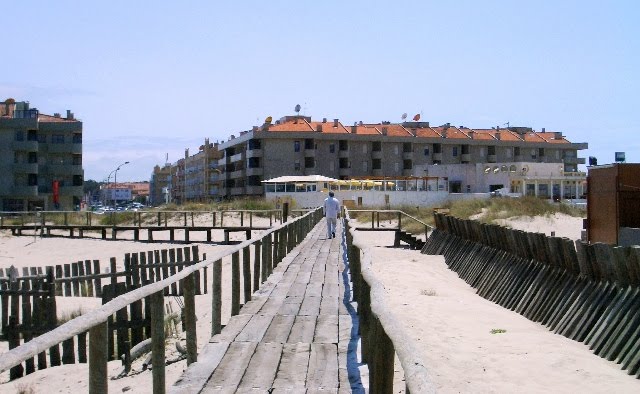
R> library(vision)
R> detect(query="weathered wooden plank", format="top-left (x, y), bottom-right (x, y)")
top-left (307, 343), bottom-right (339, 389)
top-left (262, 315), bottom-right (297, 343)
top-left (210, 314), bottom-right (252, 343)
top-left (205, 341), bottom-right (258, 391)
top-left (288, 316), bottom-right (317, 343)
top-left (314, 314), bottom-right (339, 344)
top-left (320, 296), bottom-right (339, 316)
top-left (299, 295), bottom-right (322, 316)
top-left (272, 343), bottom-right (311, 388)
top-left (237, 342), bottom-right (283, 389)
top-left (234, 314), bottom-right (274, 343)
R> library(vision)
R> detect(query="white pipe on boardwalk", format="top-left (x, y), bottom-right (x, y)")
top-left (348, 220), bottom-right (436, 394)
top-left (0, 208), bottom-right (320, 374)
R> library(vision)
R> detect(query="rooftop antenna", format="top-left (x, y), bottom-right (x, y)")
top-left (401, 113), bottom-right (407, 121)
top-left (503, 122), bottom-right (510, 128)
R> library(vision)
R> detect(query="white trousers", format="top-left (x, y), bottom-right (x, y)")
top-left (326, 217), bottom-right (337, 237)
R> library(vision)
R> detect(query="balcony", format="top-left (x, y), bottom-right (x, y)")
top-left (563, 157), bottom-right (586, 165)
top-left (432, 152), bottom-right (442, 161)
top-left (11, 185), bottom-right (38, 196)
top-left (47, 164), bottom-right (84, 176)
top-left (487, 154), bottom-right (497, 163)
top-left (372, 169), bottom-right (383, 177)
top-left (230, 187), bottom-right (245, 196)
top-left (402, 152), bottom-right (413, 160)
top-left (246, 167), bottom-right (263, 176)
top-left (13, 163), bottom-right (39, 173)
top-left (12, 141), bottom-right (39, 152)
top-left (229, 152), bottom-right (244, 163)
top-left (304, 149), bottom-right (316, 158)
top-left (245, 186), bottom-right (264, 195)
top-left (461, 153), bottom-right (471, 163)
top-left (246, 149), bottom-right (263, 158)
top-left (339, 150), bottom-right (350, 158)
top-left (371, 151), bottom-right (383, 160)
top-left (59, 186), bottom-right (84, 196)
top-left (229, 169), bottom-right (245, 179)
top-left (46, 144), bottom-right (82, 154)
top-left (339, 168), bottom-right (351, 177)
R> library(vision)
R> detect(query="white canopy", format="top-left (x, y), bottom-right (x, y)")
top-left (262, 175), bottom-right (339, 183)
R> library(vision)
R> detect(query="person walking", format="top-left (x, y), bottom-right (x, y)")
top-left (323, 191), bottom-right (340, 239)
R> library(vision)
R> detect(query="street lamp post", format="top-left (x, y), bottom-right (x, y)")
top-left (110, 161), bottom-right (130, 208)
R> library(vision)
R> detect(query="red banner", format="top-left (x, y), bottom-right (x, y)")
top-left (52, 180), bottom-right (59, 204)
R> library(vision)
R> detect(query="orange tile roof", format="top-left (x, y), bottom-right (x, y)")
top-left (467, 129), bottom-right (498, 141)
top-left (266, 119), bottom-right (315, 132)
top-left (309, 121), bottom-right (350, 134)
top-left (413, 127), bottom-right (443, 138)
top-left (538, 132), bottom-right (570, 144)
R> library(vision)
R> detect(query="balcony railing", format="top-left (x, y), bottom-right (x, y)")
top-left (11, 141), bottom-right (39, 152)
top-left (246, 149), bottom-right (263, 158)
top-left (11, 185), bottom-right (38, 196)
top-left (246, 167), bottom-right (263, 176)
top-left (13, 163), bottom-right (39, 173)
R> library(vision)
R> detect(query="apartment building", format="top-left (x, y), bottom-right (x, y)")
top-left (156, 139), bottom-right (223, 205)
top-left (216, 115), bottom-right (587, 198)
top-left (0, 99), bottom-right (83, 211)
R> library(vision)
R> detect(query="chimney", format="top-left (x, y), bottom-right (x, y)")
top-left (542, 127), bottom-right (546, 132)
top-left (554, 132), bottom-right (563, 140)
top-left (358, 121), bottom-right (363, 126)
top-left (54, 113), bottom-right (60, 118)
top-left (66, 110), bottom-right (73, 120)
top-left (382, 127), bottom-right (388, 136)
top-left (322, 118), bottom-right (327, 123)
top-left (316, 124), bottom-right (323, 132)
top-left (333, 119), bottom-right (339, 128)
top-left (496, 126), bottom-right (500, 131)
top-left (351, 125), bottom-right (357, 134)
top-left (441, 129), bottom-right (447, 138)
top-left (469, 130), bottom-right (474, 139)
top-left (495, 131), bottom-right (501, 140)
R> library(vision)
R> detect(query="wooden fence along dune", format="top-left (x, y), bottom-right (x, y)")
top-left (0, 208), bottom-right (323, 393)
top-left (424, 213), bottom-right (640, 378)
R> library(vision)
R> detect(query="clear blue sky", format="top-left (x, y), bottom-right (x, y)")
top-left (3, 1), bottom-right (639, 181)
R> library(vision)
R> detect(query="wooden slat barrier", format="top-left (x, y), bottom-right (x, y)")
top-left (0, 207), bottom-right (322, 393)
top-left (425, 213), bottom-right (640, 378)
top-left (344, 209), bottom-right (435, 393)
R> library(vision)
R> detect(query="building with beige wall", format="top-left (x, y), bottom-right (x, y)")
top-left (216, 115), bottom-right (587, 198)
top-left (0, 99), bottom-right (83, 211)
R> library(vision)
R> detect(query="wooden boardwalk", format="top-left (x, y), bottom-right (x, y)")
top-left (172, 220), bottom-right (364, 393)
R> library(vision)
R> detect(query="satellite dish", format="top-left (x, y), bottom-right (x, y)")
top-left (264, 116), bottom-right (273, 124)
top-left (295, 104), bottom-right (301, 114)
top-left (413, 113), bottom-right (421, 121)
top-left (522, 165), bottom-right (529, 173)
top-left (401, 113), bottom-right (407, 120)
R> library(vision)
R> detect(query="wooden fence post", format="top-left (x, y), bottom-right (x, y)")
top-left (253, 241), bottom-right (262, 292)
top-left (232, 252), bottom-right (240, 316)
top-left (211, 259), bottom-right (222, 336)
top-left (243, 246), bottom-right (252, 304)
top-left (89, 321), bottom-right (108, 394)
top-left (150, 290), bottom-right (166, 394)
top-left (182, 273), bottom-right (197, 365)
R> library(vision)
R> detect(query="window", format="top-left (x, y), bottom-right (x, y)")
top-left (305, 157), bottom-right (315, 168)
top-left (488, 146), bottom-right (496, 155)
top-left (294, 161), bottom-right (301, 171)
top-left (72, 155), bottom-right (82, 165)
top-left (72, 133), bottom-right (82, 143)
top-left (52, 134), bottom-right (65, 144)
top-left (506, 148), bottom-right (512, 158)
top-left (15, 130), bottom-right (24, 141)
top-left (372, 159), bottom-right (381, 170)
top-left (424, 147), bottom-right (429, 156)
top-left (514, 147), bottom-right (521, 156)
top-left (38, 133), bottom-right (46, 143)
top-left (362, 144), bottom-right (368, 154)
top-left (329, 161), bottom-right (335, 171)
top-left (403, 160), bottom-right (412, 170)
top-left (394, 162), bottom-right (400, 172)
top-left (329, 144), bottom-right (335, 153)
top-left (248, 157), bottom-right (261, 168)
top-left (433, 143), bottom-right (442, 154)
top-left (248, 139), bottom-right (261, 150)
top-left (372, 141), bottom-right (381, 151)
top-left (28, 152), bottom-right (38, 164)
top-left (362, 160), bottom-right (368, 171)
top-left (339, 158), bottom-right (349, 169)
top-left (403, 142), bottom-right (412, 153)
top-left (28, 174), bottom-right (38, 186)
top-left (73, 175), bottom-right (83, 186)
top-left (452, 147), bottom-right (458, 157)
top-left (27, 130), bottom-right (37, 141)
top-left (539, 148), bottom-right (545, 157)
top-left (304, 139), bottom-right (314, 150)
top-left (461, 145), bottom-right (469, 154)
top-left (339, 140), bottom-right (348, 151)
top-left (394, 145), bottom-right (399, 155)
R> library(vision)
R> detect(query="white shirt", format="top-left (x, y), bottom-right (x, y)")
top-left (323, 196), bottom-right (340, 219)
